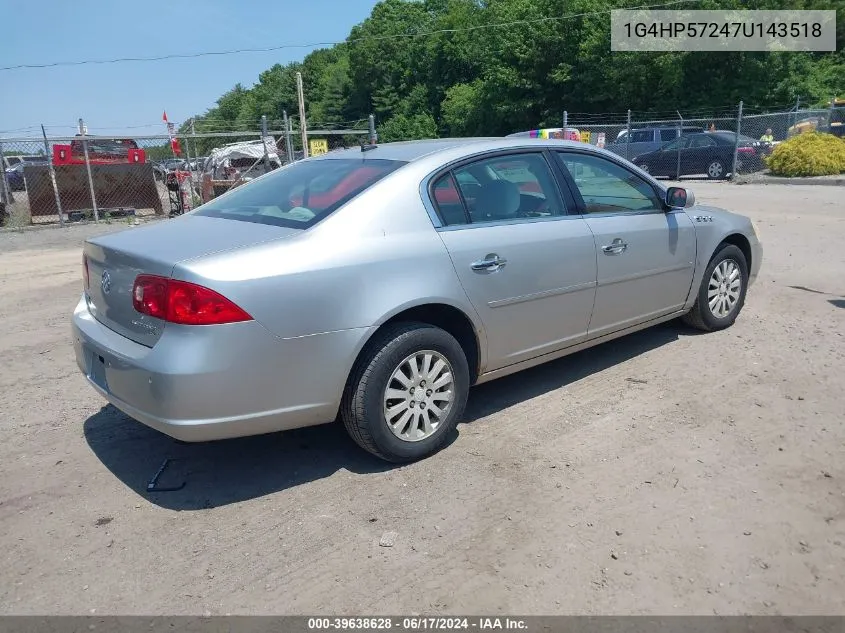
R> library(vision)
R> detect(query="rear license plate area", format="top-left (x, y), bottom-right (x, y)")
top-left (89, 352), bottom-right (108, 390)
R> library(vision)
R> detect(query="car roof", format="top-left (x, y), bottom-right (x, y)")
top-left (310, 137), bottom-right (607, 163)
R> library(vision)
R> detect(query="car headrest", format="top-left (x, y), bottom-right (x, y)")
top-left (475, 179), bottom-right (520, 220)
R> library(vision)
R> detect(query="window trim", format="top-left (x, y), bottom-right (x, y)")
top-left (553, 149), bottom-right (669, 217)
top-left (422, 148), bottom-right (577, 230)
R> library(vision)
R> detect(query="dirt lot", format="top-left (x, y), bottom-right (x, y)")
top-left (1, 182), bottom-right (843, 616)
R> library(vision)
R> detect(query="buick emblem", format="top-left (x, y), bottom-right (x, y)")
top-left (101, 270), bottom-right (112, 294)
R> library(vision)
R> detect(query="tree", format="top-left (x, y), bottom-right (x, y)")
top-left (186, 0), bottom-right (845, 140)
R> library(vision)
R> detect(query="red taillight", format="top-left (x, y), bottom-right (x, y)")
top-left (83, 255), bottom-right (89, 289)
top-left (132, 274), bottom-right (252, 325)
top-left (738, 146), bottom-right (756, 154)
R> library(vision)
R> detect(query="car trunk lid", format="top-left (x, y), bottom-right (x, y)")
top-left (83, 215), bottom-right (299, 347)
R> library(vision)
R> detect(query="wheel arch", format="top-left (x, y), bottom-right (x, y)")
top-left (719, 232), bottom-right (753, 272)
top-left (349, 301), bottom-right (485, 388)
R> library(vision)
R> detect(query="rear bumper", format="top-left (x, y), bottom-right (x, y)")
top-left (71, 295), bottom-right (370, 442)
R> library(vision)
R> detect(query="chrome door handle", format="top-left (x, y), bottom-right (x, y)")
top-left (602, 239), bottom-right (628, 254)
top-left (471, 254), bottom-right (508, 271)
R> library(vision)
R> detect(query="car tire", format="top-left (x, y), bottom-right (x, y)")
top-left (682, 243), bottom-right (749, 332)
top-left (706, 159), bottom-right (726, 180)
top-left (341, 322), bottom-right (470, 463)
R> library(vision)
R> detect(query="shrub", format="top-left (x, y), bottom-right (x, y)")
top-left (764, 132), bottom-right (845, 177)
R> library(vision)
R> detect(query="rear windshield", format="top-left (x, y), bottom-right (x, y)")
top-left (192, 158), bottom-right (405, 228)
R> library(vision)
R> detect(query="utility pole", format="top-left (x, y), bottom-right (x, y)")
top-left (296, 72), bottom-right (309, 158)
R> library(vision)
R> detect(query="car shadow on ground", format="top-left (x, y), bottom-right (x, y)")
top-left (84, 321), bottom-right (686, 511)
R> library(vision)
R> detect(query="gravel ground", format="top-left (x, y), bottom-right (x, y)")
top-left (0, 182), bottom-right (843, 615)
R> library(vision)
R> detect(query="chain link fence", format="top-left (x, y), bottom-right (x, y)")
top-left (3, 103), bottom-right (841, 227)
top-left (563, 103), bottom-right (836, 181)
top-left (0, 118), bottom-right (374, 228)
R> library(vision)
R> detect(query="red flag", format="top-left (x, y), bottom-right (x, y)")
top-left (162, 110), bottom-right (168, 122)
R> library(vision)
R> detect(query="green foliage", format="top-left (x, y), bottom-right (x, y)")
top-left (765, 132), bottom-right (845, 176)
top-left (377, 112), bottom-right (439, 142)
top-left (186, 0), bottom-right (845, 143)
top-left (142, 144), bottom-right (175, 161)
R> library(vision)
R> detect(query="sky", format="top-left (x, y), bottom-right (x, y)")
top-left (0, 0), bottom-right (381, 139)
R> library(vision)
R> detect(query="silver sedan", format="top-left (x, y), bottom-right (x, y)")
top-left (72, 138), bottom-right (762, 462)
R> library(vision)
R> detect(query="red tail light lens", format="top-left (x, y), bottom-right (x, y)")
top-left (737, 146), bottom-right (756, 154)
top-left (133, 275), bottom-right (169, 320)
top-left (132, 275), bottom-right (252, 325)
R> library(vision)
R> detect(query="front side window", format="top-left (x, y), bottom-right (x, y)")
top-left (193, 158), bottom-right (404, 228)
top-left (557, 152), bottom-right (663, 214)
top-left (661, 136), bottom-right (690, 152)
top-left (431, 153), bottom-right (565, 226)
top-left (660, 129), bottom-right (677, 142)
top-left (630, 130), bottom-right (653, 143)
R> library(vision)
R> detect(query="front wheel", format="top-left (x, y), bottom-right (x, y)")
top-left (341, 322), bottom-right (470, 462)
top-left (682, 244), bottom-right (748, 332)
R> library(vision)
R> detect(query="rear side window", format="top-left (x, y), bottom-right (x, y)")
top-left (690, 135), bottom-right (717, 148)
top-left (193, 158), bottom-right (405, 228)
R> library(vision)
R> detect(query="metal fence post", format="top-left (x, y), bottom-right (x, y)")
top-left (829, 95), bottom-right (836, 132)
top-left (563, 111), bottom-right (568, 134)
top-left (676, 111), bottom-right (683, 180)
top-left (368, 114), bottom-right (377, 145)
top-left (0, 140), bottom-right (13, 207)
top-left (190, 118), bottom-right (200, 195)
top-left (41, 125), bottom-right (63, 226)
top-left (625, 109), bottom-right (632, 160)
top-left (731, 101), bottom-right (743, 180)
top-left (261, 115), bottom-right (271, 172)
top-left (282, 110), bottom-right (294, 163)
top-left (78, 118), bottom-right (99, 221)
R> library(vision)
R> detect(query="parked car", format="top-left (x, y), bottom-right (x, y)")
top-left (633, 131), bottom-right (766, 179)
top-left (4, 158), bottom-right (48, 191)
top-left (72, 138), bottom-right (762, 462)
top-left (604, 125), bottom-right (704, 160)
top-left (199, 140), bottom-right (282, 203)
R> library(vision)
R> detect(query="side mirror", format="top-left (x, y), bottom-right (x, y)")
top-left (666, 186), bottom-right (695, 209)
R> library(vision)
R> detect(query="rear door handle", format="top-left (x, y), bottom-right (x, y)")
top-left (602, 239), bottom-right (628, 255)
top-left (471, 254), bottom-right (507, 271)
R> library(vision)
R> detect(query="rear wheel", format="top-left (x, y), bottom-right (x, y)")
top-left (706, 159), bottom-right (726, 180)
top-left (341, 322), bottom-right (470, 462)
top-left (682, 244), bottom-right (748, 332)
